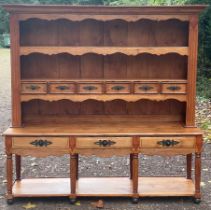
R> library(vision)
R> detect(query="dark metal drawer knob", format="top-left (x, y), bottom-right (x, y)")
top-left (157, 139), bottom-right (180, 147)
top-left (94, 140), bottom-right (116, 147)
top-left (167, 86), bottom-right (181, 91)
top-left (30, 139), bottom-right (52, 147)
top-left (111, 85), bottom-right (125, 91)
top-left (26, 85), bottom-right (40, 90)
top-left (83, 86), bottom-right (97, 91)
top-left (139, 85), bottom-right (153, 91)
top-left (56, 85), bottom-right (70, 91)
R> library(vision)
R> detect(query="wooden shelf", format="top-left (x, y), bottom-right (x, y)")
top-left (12, 177), bottom-right (195, 197)
top-left (21, 94), bottom-right (187, 103)
top-left (3, 118), bottom-right (202, 136)
top-left (20, 46), bottom-right (188, 56)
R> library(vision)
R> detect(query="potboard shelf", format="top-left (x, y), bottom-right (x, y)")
top-left (12, 177), bottom-right (195, 197)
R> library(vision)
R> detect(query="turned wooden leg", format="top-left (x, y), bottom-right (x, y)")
top-left (70, 154), bottom-right (77, 204)
top-left (194, 152), bottom-right (201, 204)
top-left (130, 154), bottom-right (133, 179)
top-left (15, 155), bottom-right (21, 181)
top-left (186, 154), bottom-right (192, 179)
top-left (76, 154), bottom-right (79, 180)
top-left (6, 154), bottom-right (14, 204)
top-left (132, 153), bottom-right (139, 203)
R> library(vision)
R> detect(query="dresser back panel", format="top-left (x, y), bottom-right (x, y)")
top-left (22, 99), bottom-right (185, 124)
top-left (21, 53), bottom-right (187, 80)
top-left (20, 19), bottom-right (188, 46)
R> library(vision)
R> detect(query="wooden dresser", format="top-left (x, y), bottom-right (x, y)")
top-left (3, 4), bottom-right (207, 204)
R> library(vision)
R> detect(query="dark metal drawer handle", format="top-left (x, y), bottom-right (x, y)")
top-left (139, 85), bottom-right (153, 91)
top-left (56, 85), bottom-right (70, 91)
top-left (30, 139), bottom-right (52, 147)
top-left (83, 86), bottom-right (97, 91)
top-left (167, 86), bottom-right (181, 91)
top-left (94, 140), bottom-right (116, 147)
top-left (111, 85), bottom-right (125, 91)
top-left (26, 85), bottom-right (41, 91)
top-left (157, 139), bottom-right (180, 147)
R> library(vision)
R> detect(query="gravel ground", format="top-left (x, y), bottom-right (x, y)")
top-left (0, 49), bottom-right (211, 210)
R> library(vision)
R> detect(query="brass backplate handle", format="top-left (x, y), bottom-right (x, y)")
top-left (139, 85), bottom-right (153, 91)
top-left (30, 139), bottom-right (52, 147)
top-left (56, 85), bottom-right (70, 90)
top-left (157, 139), bottom-right (180, 147)
top-left (94, 140), bottom-right (116, 147)
top-left (26, 85), bottom-right (41, 90)
top-left (83, 86), bottom-right (97, 91)
top-left (111, 85), bottom-right (125, 91)
top-left (167, 86), bottom-right (181, 91)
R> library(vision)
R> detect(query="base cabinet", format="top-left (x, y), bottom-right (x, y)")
top-left (4, 134), bottom-right (203, 204)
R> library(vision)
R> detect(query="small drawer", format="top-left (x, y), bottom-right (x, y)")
top-left (134, 83), bottom-right (159, 94)
top-left (12, 137), bottom-right (69, 149)
top-left (21, 82), bottom-right (47, 94)
top-left (106, 83), bottom-right (130, 94)
top-left (76, 137), bottom-right (132, 149)
top-left (140, 137), bottom-right (195, 149)
top-left (162, 83), bottom-right (186, 94)
top-left (48, 83), bottom-right (75, 94)
top-left (78, 83), bottom-right (103, 94)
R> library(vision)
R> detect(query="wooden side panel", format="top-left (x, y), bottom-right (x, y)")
top-left (186, 16), bottom-right (199, 127)
top-left (10, 14), bottom-right (21, 127)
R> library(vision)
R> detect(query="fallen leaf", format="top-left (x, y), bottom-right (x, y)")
top-left (22, 202), bottom-right (37, 209)
top-left (74, 201), bottom-right (81, 206)
top-left (202, 168), bottom-right (209, 171)
top-left (200, 182), bottom-right (206, 187)
top-left (91, 200), bottom-right (104, 208)
top-left (208, 181), bottom-right (211, 183)
top-left (2, 180), bottom-right (7, 184)
top-left (31, 163), bottom-right (38, 167)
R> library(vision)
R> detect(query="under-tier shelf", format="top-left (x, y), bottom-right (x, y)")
top-left (20, 46), bottom-right (188, 56)
top-left (12, 177), bottom-right (195, 197)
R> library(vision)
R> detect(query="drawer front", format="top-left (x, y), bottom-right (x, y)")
top-left (49, 83), bottom-right (75, 94)
top-left (76, 137), bottom-right (132, 149)
top-left (78, 83), bottom-right (103, 94)
top-left (106, 83), bottom-right (130, 94)
top-left (12, 137), bottom-right (69, 149)
top-left (140, 137), bottom-right (195, 149)
top-left (162, 83), bottom-right (186, 94)
top-left (134, 83), bottom-right (159, 94)
top-left (21, 83), bottom-right (47, 94)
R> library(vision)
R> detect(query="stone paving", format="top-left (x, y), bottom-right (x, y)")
top-left (0, 49), bottom-right (211, 210)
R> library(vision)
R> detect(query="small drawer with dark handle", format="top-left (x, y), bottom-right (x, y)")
top-left (12, 137), bottom-right (69, 149)
top-left (140, 137), bottom-right (195, 149)
top-left (106, 83), bottom-right (130, 94)
top-left (21, 82), bottom-right (47, 94)
top-left (162, 83), bottom-right (186, 94)
top-left (78, 83), bottom-right (103, 94)
top-left (76, 137), bottom-right (132, 149)
top-left (48, 83), bottom-right (75, 94)
top-left (134, 83), bottom-right (159, 94)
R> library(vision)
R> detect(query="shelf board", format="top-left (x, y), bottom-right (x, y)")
top-left (20, 46), bottom-right (188, 56)
top-left (20, 94), bottom-right (187, 103)
top-left (12, 177), bottom-right (195, 197)
top-left (4, 118), bottom-right (202, 136)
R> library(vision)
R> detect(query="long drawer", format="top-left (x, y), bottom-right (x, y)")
top-left (12, 137), bottom-right (69, 149)
top-left (76, 137), bottom-right (132, 149)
